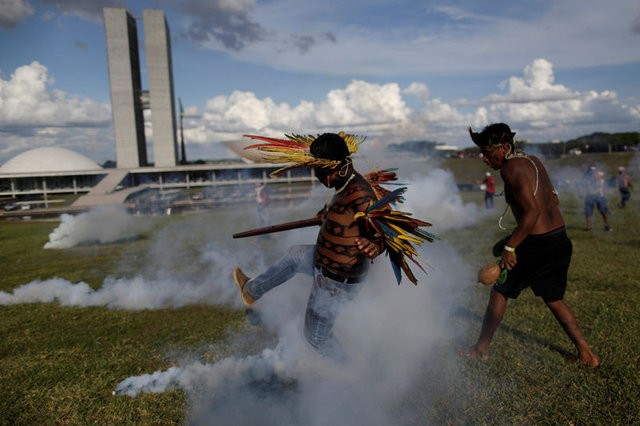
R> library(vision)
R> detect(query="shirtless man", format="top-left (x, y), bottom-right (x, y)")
top-left (233, 133), bottom-right (383, 360)
top-left (462, 123), bottom-right (599, 368)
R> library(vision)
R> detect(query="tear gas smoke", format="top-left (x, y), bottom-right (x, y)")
top-left (112, 240), bottom-right (471, 425)
top-left (4, 166), bottom-right (486, 425)
top-left (45, 205), bottom-right (151, 249)
top-left (405, 168), bottom-right (491, 231)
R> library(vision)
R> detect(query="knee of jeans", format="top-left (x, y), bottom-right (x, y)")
top-left (303, 325), bottom-right (324, 349)
top-left (303, 312), bottom-right (329, 349)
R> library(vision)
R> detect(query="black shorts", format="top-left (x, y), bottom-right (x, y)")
top-left (493, 227), bottom-right (571, 302)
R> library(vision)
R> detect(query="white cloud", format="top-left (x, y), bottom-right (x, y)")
top-left (185, 80), bottom-right (416, 147)
top-left (183, 58), bottom-right (638, 148)
top-left (473, 59), bottom-right (640, 141)
top-left (1, 58), bottom-right (638, 165)
top-left (0, 62), bottom-right (113, 162)
top-left (315, 80), bottom-right (411, 127)
top-left (0, 61), bottom-right (111, 128)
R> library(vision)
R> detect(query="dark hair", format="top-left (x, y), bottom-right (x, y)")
top-left (469, 123), bottom-right (516, 148)
top-left (310, 133), bottom-right (350, 161)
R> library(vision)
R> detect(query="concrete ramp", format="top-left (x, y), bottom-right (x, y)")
top-left (72, 169), bottom-right (131, 207)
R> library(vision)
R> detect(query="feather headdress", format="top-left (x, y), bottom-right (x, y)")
top-left (243, 132), bottom-right (365, 176)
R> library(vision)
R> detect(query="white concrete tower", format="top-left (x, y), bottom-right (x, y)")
top-left (143, 9), bottom-right (178, 167)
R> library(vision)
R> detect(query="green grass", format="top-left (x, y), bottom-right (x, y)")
top-left (0, 214), bottom-right (252, 425)
top-left (420, 191), bottom-right (640, 425)
top-left (1, 153), bottom-right (638, 425)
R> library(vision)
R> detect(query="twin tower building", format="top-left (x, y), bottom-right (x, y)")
top-left (103, 8), bottom-right (179, 168)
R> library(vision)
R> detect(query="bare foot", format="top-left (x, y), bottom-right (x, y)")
top-left (566, 353), bottom-right (600, 368)
top-left (458, 345), bottom-right (489, 361)
top-left (579, 353), bottom-right (600, 368)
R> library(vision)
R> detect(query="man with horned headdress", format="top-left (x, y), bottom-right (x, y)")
top-left (233, 133), bottom-right (385, 361)
top-left (462, 123), bottom-right (599, 367)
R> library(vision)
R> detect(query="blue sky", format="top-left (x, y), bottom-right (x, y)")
top-left (1, 0), bottom-right (639, 164)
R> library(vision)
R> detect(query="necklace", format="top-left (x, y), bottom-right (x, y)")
top-left (335, 173), bottom-right (355, 194)
top-left (498, 152), bottom-right (540, 230)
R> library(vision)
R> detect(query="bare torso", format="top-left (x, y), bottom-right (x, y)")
top-left (502, 155), bottom-right (565, 237)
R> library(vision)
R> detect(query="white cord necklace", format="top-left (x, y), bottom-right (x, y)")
top-left (335, 173), bottom-right (355, 194)
top-left (498, 151), bottom-right (539, 230)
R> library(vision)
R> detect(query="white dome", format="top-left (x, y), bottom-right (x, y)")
top-left (0, 147), bottom-right (102, 174)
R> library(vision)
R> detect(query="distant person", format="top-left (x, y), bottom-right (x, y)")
top-left (616, 166), bottom-right (632, 208)
top-left (255, 182), bottom-right (271, 226)
top-left (482, 171), bottom-right (496, 209)
top-left (461, 123), bottom-right (599, 368)
top-left (583, 164), bottom-right (611, 231)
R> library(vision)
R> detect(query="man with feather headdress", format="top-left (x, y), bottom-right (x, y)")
top-left (233, 132), bottom-right (434, 360)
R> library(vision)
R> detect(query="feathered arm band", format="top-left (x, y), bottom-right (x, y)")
top-left (355, 185), bottom-right (438, 285)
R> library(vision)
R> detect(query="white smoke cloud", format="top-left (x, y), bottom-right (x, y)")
top-left (0, 275), bottom-right (216, 309)
top-left (1, 170), bottom-right (487, 423)
top-left (0, 234), bottom-right (246, 308)
top-left (44, 206), bottom-right (151, 249)
top-left (111, 237), bottom-right (471, 425)
top-left (405, 168), bottom-right (488, 232)
top-left (107, 172), bottom-right (478, 424)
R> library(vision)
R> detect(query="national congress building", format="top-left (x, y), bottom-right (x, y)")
top-left (0, 8), bottom-right (313, 216)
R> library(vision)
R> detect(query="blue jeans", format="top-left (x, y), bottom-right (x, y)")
top-left (485, 192), bottom-right (494, 209)
top-left (584, 194), bottom-right (608, 216)
top-left (244, 244), bottom-right (364, 360)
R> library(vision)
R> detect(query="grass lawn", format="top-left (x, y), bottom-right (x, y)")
top-left (1, 153), bottom-right (638, 425)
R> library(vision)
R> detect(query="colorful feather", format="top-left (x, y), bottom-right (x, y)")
top-left (243, 132), bottom-right (365, 176)
top-left (364, 168), bottom-right (404, 200)
top-left (358, 181), bottom-right (438, 285)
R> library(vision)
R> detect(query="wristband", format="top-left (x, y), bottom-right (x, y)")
top-left (503, 245), bottom-right (516, 253)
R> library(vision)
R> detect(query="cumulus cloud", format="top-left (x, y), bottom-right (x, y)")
top-left (189, 80), bottom-right (417, 145)
top-left (490, 59), bottom-right (579, 103)
top-left (0, 62), bottom-right (113, 162)
top-left (0, 0), bottom-right (34, 29)
top-left (181, 58), bottom-right (638, 150)
top-left (471, 59), bottom-right (640, 140)
top-left (1, 56), bottom-right (638, 166)
top-left (0, 61), bottom-right (111, 129)
top-left (316, 81), bottom-right (411, 127)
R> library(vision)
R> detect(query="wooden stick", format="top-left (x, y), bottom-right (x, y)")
top-left (233, 217), bottom-right (321, 238)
